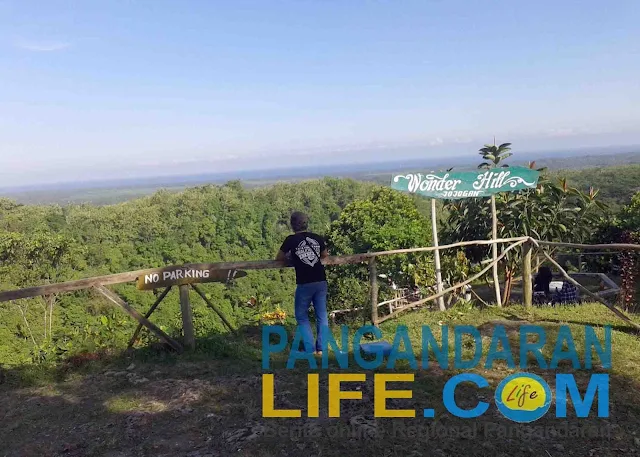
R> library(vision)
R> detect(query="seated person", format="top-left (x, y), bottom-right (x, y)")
top-left (552, 280), bottom-right (580, 305)
top-left (533, 266), bottom-right (553, 297)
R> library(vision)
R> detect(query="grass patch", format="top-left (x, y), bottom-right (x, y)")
top-left (1, 302), bottom-right (639, 456)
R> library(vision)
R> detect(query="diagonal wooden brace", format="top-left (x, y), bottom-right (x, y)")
top-left (127, 286), bottom-right (172, 350)
top-left (190, 284), bottom-right (235, 333)
top-left (93, 284), bottom-right (183, 353)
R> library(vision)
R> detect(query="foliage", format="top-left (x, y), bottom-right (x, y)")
top-left (326, 187), bottom-right (435, 312)
top-left (618, 231), bottom-right (638, 312)
top-left (439, 249), bottom-right (471, 306)
top-left (0, 178), bottom-right (379, 366)
top-left (548, 164), bottom-right (640, 211)
top-left (478, 142), bottom-right (513, 169)
top-left (444, 144), bottom-right (608, 304)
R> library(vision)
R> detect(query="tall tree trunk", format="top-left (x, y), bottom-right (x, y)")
top-left (502, 267), bottom-right (513, 305)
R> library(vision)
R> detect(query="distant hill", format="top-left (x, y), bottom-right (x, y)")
top-left (533, 150), bottom-right (640, 170)
top-left (1, 147), bottom-right (639, 206)
top-left (549, 164), bottom-right (640, 210)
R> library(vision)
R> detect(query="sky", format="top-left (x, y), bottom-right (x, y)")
top-left (1, 0), bottom-right (640, 187)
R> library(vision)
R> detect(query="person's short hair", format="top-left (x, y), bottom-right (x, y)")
top-left (538, 266), bottom-right (553, 280)
top-left (290, 211), bottom-right (309, 232)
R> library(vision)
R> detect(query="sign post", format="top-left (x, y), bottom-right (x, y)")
top-left (391, 166), bottom-right (539, 308)
top-left (136, 264), bottom-right (247, 291)
top-left (431, 198), bottom-right (446, 311)
top-left (131, 264), bottom-right (246, 349)
top-left (490, 195), bottom-right (502, 306)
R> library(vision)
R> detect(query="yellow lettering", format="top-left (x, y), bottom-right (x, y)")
top-left (262, 374), bottom-right (302, 418)
top-left (328, 373), bottom-right (365, 417)
top-left (374, 374), bottom-right (415, 417)
top-left (308, 374), bottom-right (319, 417)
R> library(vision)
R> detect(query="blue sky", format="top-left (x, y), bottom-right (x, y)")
top-left (1, 0), bottom-right (640, 186)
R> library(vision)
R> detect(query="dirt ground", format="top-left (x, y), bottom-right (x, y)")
top-left (1, 355), bottom-right (638, 457)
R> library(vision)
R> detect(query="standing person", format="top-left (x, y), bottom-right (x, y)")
top-left (276, 211), bottom-right (329, 355)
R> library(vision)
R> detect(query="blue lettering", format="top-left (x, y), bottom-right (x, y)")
top-left (354, 325), bottom-right (384, 370)
top-left (485, 325), bottom-right (515, 369)
top-left (454, 325), bottom-right (482, 369)
top-left (320, 325), bottom-right (349, 369)
top-left (550, 326), bottom-right (581, 369)
top-left (584, 325), bottom-right (611, 369)
top-left (556, 374), bottom-right (609, 418)
top-left (443, 373), bottom-right (489, 418)
top-left (519, 325), bottom-right (547, 369)
top-left (286, 326), bottom-right (317, 369)
top-left (422, 325), bottom-right (448, 369)
top-left (386, 325), bottom-right (417, 369)
top-left (261, 325), bottom-right (288, 369)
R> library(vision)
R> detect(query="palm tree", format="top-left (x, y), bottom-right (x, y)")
top-left (477, 137), bottom-right (513, 306)
top-left (478, 138), bottom-right (513, 169)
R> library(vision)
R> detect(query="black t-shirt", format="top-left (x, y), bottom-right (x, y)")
top-left (279, 232), bottom-right (327, 284)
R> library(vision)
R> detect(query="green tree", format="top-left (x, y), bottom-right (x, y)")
top-left (478, 141), bottom-right (513, 169)
top-left (445, 161), bottom-right (607, 304)
top-left (326, 187), bottom-right (434, 313)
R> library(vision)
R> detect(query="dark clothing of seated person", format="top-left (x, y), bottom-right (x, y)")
top-left (552, 281), bottom-right (580, 305)
top-left (533, 266), bottom-right (553, 296)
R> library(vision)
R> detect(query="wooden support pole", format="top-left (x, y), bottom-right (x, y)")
top-left (127, 286), bottom-right (171, 350)
top-left (179, 285), bottom-right (195, 350)
top-left (522, 241), bottom-right (533, 307)
top-left (93, 285), bottom-right (183, 353)
top-left (534, 245), bottom-right (640, 332)
top-left (369, 258), bottom-right (379, 325)
top-left (191, 284), bottom-right (236, 333)
top-left (491, 195), bottom-right (502, 307)
top-left (431, 199), bottom-right (446, 311)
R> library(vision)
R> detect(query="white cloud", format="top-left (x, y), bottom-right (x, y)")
top-left (429, 137), bottom-right (444, 146)
top-left (15, 40), bottom-right (71, 52)
top-left (546, 128), bottom-right (578, 137)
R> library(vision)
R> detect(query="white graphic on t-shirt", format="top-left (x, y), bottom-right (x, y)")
top-left (294, 237), bottom-right (321, 267)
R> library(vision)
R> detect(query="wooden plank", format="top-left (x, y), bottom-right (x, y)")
top-left (0, 237), bottom-right (531, 302)
top-left (369, 258), bottom-right (379, 325)
top-left (522, 241), bottom-right (533, 307)
top-left (571, 272), bottom-right (619, 290)
top-left (179, 285), bottom-right (195, 350)
top-left (93, 285), bottom-right (184, 353)
top-left (191, 284), bottom-right (235, 333)
top-left (537, 241), bottom-right (640, 251)
top-left (127, 286), bottom-right (171, 350)
top-left (136, 265), bottom-right (247, 290)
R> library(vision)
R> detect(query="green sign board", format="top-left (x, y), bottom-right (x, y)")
top-left (391, 166), bottom-right (540, 200)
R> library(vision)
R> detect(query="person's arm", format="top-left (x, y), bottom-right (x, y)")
top-left (276, 237), bottom-right (290, 262)
top-left (319, 237), bottom-right (329, 260)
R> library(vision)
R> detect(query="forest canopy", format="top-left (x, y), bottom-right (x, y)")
top-left (0, 159), bottom-right (638, 367)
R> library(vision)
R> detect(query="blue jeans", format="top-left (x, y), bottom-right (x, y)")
top-left (294, 281), bottom-right (329, 353)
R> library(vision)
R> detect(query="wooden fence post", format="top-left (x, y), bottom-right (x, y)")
top-left (522, 241), bottom-right (532, 307)
top-left (431, 198), bottom-right (446, 311)
top-left (179, 285), bottom-right (195, 350)
top-left (369, 257), bottom-right (379, 325)
top-left (490, 195), bottom-right (502, 307)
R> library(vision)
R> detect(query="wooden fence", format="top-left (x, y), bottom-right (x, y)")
top-left (0, 236), bottom-right (638, 353)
